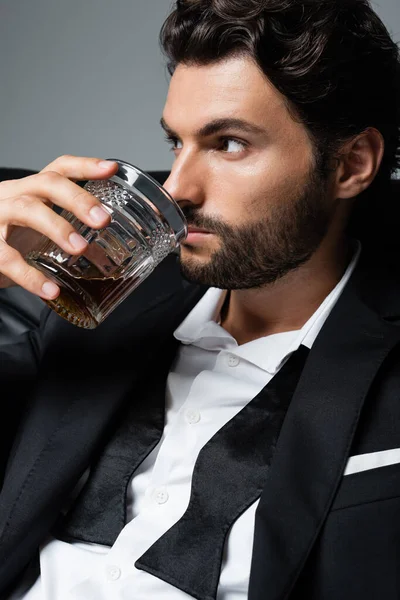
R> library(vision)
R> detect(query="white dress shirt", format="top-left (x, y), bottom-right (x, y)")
top-left (12, 241), bottom-right (361, 600)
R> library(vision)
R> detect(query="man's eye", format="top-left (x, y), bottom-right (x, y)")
top-left (219, 138), bottom-right (247, 154)
top-left (164, 135), bottom-right (182, 151)
top-left (164, 135), bottom-right (247, 154)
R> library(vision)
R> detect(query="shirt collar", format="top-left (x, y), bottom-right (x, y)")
top-left (174, 240), bottom-right (362, 374)
top-left (174, 287), bottom-right (229, 345)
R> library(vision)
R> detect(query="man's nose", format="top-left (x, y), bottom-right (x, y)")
top-left (162, 155), bottom-right (205, 210)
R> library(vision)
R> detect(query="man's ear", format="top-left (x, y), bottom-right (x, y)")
top-left (333, 127), bottom-right (385, 199)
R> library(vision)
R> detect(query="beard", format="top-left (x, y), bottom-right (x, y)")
top-left (178, 167), bottom-right (333, 290)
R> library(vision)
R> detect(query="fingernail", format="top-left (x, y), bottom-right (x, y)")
top-left (89, 205), bottom-right (109, 225)
top-left (42, 281), bottom-right (60, 298)
top-left (69, 232), bottom-right (88, 251)
top-left (98, 160), bottom-right (116, 170)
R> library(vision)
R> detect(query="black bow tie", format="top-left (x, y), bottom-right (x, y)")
top-left (55, 344), bottom-right (309, 600)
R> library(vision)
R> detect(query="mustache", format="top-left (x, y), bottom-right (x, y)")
top-left (181, 207), bottom-right (225, 233)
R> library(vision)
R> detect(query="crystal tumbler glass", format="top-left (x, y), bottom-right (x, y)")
top-left (26, 159), bottom-right (187, 329)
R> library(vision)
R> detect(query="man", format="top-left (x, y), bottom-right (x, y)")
top-left (0, 0), bottom-right (399, 598)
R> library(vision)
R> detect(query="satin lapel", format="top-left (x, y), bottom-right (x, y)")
top-left (0, 267), bottom-right (206, 585)
top-left (249, 266), bottom-right (400, 600)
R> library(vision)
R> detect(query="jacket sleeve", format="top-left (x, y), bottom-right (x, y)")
top-left (0, 287), bottom-right (49, 485)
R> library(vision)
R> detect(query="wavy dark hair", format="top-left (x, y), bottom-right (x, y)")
top-left (160, 0), bottom-right (400, 189)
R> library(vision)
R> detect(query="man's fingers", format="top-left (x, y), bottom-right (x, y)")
top-left (40, 155), bottom-right (118, 181)
top-left (2, 194), bottom-right (91, 256)
top-left (2, 173), bottom-right (111, 230)
top-left (0, 154), bottom-right (119, 296)
top-left (0, 240), bottom-right (60, 299)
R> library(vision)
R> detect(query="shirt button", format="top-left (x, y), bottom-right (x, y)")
top-left (227, 354), bottom-right (240, 367)
top-left (105, 565), bottom-right (121, 581)
top-left (153, 487), bottom-right (169, 505)
top-left (185, 409), bottom-right (201, 425)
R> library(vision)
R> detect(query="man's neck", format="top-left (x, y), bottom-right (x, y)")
top-left (220, 236), bottom-right (352, 346)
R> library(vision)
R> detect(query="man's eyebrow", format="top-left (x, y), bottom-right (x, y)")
top-left (160, 117), bottom-right (265, 137)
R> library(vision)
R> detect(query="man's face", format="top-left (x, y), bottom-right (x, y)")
top-left (162, 55), bottom-right (335, 289)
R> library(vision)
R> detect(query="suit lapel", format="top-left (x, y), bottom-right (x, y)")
top-left (249, 256), bottom-right (400, 600)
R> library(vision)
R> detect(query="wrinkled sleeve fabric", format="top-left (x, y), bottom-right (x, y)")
top-left (0, 297), bottom-right (50, 485)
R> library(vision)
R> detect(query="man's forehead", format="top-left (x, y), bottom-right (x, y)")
top-left (163, 56), bottom-right (285, 126)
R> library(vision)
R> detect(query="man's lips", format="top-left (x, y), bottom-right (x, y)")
top-left (184, 227), bottom-right (213, 244)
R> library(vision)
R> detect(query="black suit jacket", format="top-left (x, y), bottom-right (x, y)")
top-left (1, 248), bottom-right (400, 600)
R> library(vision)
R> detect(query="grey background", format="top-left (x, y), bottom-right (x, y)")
top-left (0, 0), bottom-right (399, 173)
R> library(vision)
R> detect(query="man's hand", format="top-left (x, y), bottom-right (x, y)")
top-left (0, 155), bottom-right (118, 298)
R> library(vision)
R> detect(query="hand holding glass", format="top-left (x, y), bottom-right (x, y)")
top-left (26, 160), bottom-right (187, 329)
